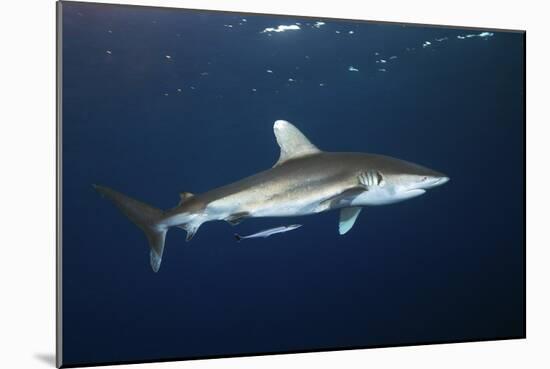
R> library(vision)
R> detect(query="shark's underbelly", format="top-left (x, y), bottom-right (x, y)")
top-left (351, 186), bottom-right (425, 206)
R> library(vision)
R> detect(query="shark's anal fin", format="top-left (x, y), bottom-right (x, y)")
top-left (339, 207), bottom-right (362, 235)
top-left (185, 230), bottom-right (196, 241)
top-left (225, 212), bottom-right (250, 226)
top-left (178, 191), bottom-right (194, 206)
top-left (273, 120), bottom-right (321, 167)
top-left (321, 187), bottom-right (366, 208)
top-left (184, 226), bottom-right (198, 241)
top-left (176, 223), bottom-right (201, 241)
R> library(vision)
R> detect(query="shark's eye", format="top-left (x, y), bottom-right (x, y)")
top-left (422, 176), bottom-right (428, 181)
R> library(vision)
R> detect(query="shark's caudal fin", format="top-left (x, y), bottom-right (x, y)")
top-left (93, 184), bottom-right (167, 272)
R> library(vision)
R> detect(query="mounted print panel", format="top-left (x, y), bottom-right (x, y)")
top-left (57, 1), bottom-right (525, 367)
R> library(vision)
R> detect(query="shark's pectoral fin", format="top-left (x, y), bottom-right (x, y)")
top-left (339, 207), bottom-right (362, 235)
top-left (225, 212), bottom-right (250, 226)
top-left (321, 170), bottom-right (385, 209)
top-left (273, 120), bottom-right (321, 167)
top-left (321, 187), bottom-right (366, 208)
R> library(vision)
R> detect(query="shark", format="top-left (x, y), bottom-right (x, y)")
top-left (94, 120), bottom-right (449, 272)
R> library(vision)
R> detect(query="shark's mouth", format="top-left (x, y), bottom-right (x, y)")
top-left (407, 189), bottom-right (426, 196)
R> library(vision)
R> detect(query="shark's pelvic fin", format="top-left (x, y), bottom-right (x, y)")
top-left (273, 120), bottom-right (321, 167)
top-left (339, 207), bottom-right (362, 235)
top-left (225, 212), bottom-right (250, 226)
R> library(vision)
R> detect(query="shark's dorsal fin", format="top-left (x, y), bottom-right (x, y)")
top-left (178, 192), bottom-right (194, 205)
top-left (273, 120), bottom-right (321, 167)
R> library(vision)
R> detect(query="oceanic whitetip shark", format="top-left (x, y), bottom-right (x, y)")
top-left (94, 120), bottom-right (449, 272)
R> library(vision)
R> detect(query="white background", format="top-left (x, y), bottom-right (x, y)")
top-left (0, 0), bottom-right (548, 368)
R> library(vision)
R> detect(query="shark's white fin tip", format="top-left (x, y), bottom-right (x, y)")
top-left (274, 119), bottom-right (289, 129)
top-left (339, 207), bottom-right (362, 235)
top-left (273, 120), bottom-right (321, 167)
top-left (150, 250), bottom-right (162, 272)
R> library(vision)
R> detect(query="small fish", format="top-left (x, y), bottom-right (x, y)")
top-left (234, 224), bottom-right (302, 241)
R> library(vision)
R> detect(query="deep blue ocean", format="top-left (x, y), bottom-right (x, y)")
top-left (61, 2), bottom-right (525, 366)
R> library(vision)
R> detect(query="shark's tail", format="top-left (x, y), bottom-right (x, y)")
top-left (93, 184), bottom-right (167, 272)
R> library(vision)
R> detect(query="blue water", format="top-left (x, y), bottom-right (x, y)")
top-left (61, 2), bottom-right (525, 366)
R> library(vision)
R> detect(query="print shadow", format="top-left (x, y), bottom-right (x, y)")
top-left (34, 353), bottom-right (56, 367)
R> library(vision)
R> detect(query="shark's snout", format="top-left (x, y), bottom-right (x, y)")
top-left (434, 176), bottom-right (450, 186)
top-left (421, 175), bottom-right (450, 189)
